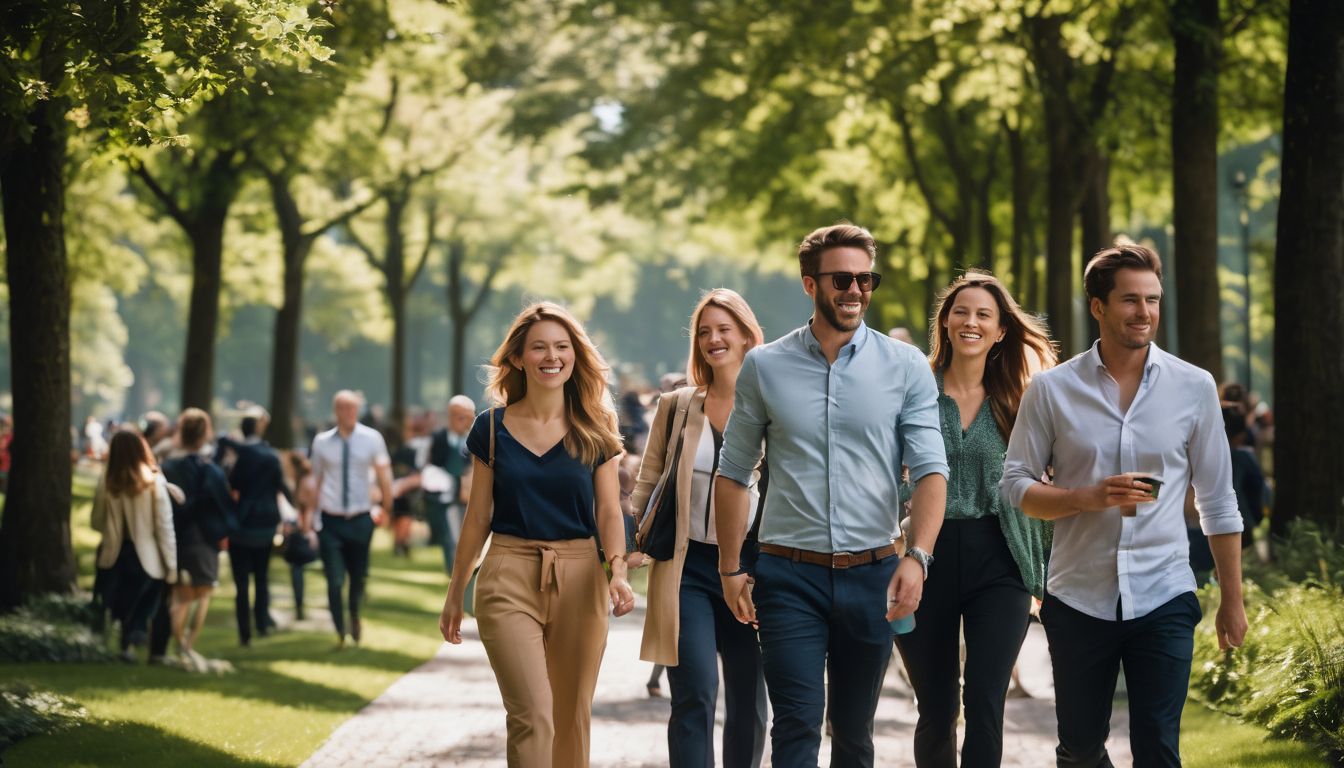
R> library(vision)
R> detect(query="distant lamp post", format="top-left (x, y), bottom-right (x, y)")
top-left (1230, 170), bottom-right (1253, 392)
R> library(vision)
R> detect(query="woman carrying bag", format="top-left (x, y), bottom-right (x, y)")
top-left (92, 430), bottom-right (177, 662)
top-left (438, 301), bottom-right (635, 768)
top-left (634, 289), bottom-right (768, 768)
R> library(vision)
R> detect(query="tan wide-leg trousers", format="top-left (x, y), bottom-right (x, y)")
top-left (476, 533), bottom-right (610, 768)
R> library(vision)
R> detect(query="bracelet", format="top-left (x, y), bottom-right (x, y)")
top-left (719, 565), bottom-right (748, 577)
top-left (609, 553), bottom-right (628, 566)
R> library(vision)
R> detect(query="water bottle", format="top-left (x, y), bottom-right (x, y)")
top-left (890, 613), bottom-right (916, 635)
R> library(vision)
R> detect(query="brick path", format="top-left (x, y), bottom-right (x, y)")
top-left (301, 597), bottom-right (1133, 767)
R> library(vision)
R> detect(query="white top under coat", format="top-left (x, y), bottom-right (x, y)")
top-left (688, 421), bottom-right (760, 546)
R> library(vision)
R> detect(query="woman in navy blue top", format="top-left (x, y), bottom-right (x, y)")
top-left (439, 301), bottom-right (633, 768)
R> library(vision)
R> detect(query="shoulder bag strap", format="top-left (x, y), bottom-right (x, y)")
top-left (666, 387), bottom-right (694, 460)
top-left (658, 388), bottom-right (695, 487)
top-left (488, 407), bottom-right (496, 469)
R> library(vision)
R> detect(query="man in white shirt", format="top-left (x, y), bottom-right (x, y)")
top-left (426, 395), bottom-right (474, 574)
top-left (308, 390), bottom-right (393, 648)
top-left (1000, 242), bottom-right (1248, 767)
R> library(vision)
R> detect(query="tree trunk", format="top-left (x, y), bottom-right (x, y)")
top-left (446, 239), bottom-right (468, 397)
top-left (1271, 0), bottom-right (1344, 535)
top-left (179, 155), bottom-right (242, 411)
top-left (266, 174), bottom-right (311, 450)
top-left (390, 290), bottom-right (406, 424)
top-left (383, 195), bottom-right (408, 425)
top-left (1042, 128), bottom-right (1078, 356)
top-left (1170, 0), bottom-right (1224, 378)
top-left (976, 179), bottom-right (995, 272)
top-left (1005, 117), bottom-right (1035, 308)
top-left (0, 101), bottom-right (76, 609)
top-left (1080, 151), bottom-right (1112, 348)
top-left (1029, 15), bottom-right (1083, 356)
top-left (180, 218), bottom-right (226, 410)
top-left (1026, 10), bottom-right (1132, 354)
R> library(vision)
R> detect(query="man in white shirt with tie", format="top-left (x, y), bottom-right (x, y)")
top-left (308, 390), bottom-right (393, 648)
top-left (1001, 242), bottom-right (1248, 767)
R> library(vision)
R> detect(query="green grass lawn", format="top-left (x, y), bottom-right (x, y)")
top-left (1184, 703), bottom-right (1325, 767)
top-left (2, 473), bottom-right (450, 767)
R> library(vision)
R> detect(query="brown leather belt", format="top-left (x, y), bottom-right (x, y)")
top-left (759, 542), bottom-right (899, 570)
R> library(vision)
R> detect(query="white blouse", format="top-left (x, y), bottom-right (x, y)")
top-left (689, 424), bottom-right (760, 544)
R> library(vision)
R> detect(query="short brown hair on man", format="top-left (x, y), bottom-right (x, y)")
top-left (1084, 241), bottom-right (1164, 303)
top-left (797, 222), bottom-right (877, 278)
top-left (177, 407), bottom-right (212, 450)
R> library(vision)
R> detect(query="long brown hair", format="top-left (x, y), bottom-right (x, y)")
top-left (104, 429), bottom-right (157, 497)
top-left (929, 270), bottom-right (1058, 439)
top-left (484, 302), bottom-right (623, 466)
top-left (686, 289), bottom-right (765, 388)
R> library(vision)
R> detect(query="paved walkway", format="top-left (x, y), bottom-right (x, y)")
top-left (302, 597), bottom-right (1132, 767)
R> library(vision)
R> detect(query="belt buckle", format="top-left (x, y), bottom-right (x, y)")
top-left (831, 551), bottom-right (854, 569)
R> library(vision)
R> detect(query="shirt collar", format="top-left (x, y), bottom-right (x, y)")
top-left (802, 319), bottom-right (869, 358)
top-left (1087, 339), bottom-right (1162, 383)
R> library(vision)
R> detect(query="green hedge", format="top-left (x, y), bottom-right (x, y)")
top-left (0, 682), bottom-right (88, 753)
top-left (0, 592), bottom-right (112, 664)
top-left (1191, 520), bottom-right (1344, 765)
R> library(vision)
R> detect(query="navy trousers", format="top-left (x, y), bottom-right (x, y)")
top-left (319, 512), bottom-right (374, 638)
top-left (231, 540), bottom-right (273, 643)
top-left (666, 540), bottom-right (767, 768)
top-left (753, 550), bottom-right (898, 768)
top-left (1042, 591), bottom-right (1202, 768)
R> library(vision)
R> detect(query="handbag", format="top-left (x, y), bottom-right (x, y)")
top-left (636, 388), bottom-right (693, 561)
top-left (282, 530), bottom-right (319, 566)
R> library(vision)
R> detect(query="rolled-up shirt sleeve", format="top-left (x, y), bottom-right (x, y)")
top-left (1188, 375), bottom-right (1243, 536)
top-left (900, 362), bottom-right (949, 482)
top-left (1001, 378), bottom-right (1054, 508)
top-left (718, 351), bottom-right (767, 487)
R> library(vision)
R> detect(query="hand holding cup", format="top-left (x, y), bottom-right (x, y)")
top-left (1119, 471), bottom-right (1164, 517)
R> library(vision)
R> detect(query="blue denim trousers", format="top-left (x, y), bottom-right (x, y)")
top-left (666, 540), bottom-right (767, 768)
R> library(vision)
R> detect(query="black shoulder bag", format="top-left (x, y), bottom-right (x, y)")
top-left (635, 388), bottom-right (693, 561)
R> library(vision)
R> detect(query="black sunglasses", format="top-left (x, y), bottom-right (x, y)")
top-left (812, 271), bottom-right (882, 292)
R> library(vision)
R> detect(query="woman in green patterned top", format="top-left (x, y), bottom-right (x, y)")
top-left (894, 270), bottom-right (1057, 767)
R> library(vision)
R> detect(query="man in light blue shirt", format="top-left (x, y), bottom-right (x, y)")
top-left (1001, 242), bottom-right (1248, 767)
top-left (715, 223), bottom-right (949, 768)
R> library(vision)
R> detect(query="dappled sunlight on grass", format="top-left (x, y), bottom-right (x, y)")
top-left (3, 478), bottom-right (457, 766)
top-left (1183, 702), bottom-right (1324, 767)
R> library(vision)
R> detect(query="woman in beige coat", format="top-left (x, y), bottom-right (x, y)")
top-left (633, 289), bottom-right (767, 768)
top-left (92, 429), bottom-right (177, 661)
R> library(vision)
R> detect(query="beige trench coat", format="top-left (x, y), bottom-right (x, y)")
top-left (633, 386), bottom-right (760, 666)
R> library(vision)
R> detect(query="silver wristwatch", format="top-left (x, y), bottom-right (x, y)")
top-left (904, 546), bottom-right (933, 580)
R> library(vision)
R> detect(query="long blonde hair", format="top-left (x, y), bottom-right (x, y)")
top-left (485, 302), bottom-right (623, 466)
top-left (929, 270), bottom-right (1058, 439)
top-left (686, 289), bottom-right (765, 388)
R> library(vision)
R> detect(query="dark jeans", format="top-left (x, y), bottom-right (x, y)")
top-left (104, 540), bottom-right (163, 651)
top-left (291, 564), bottom-right (306, 619)
top-left (427, 498), bottom-right (466, 574)
top-left (667, 540), bottom-right (767, 768)
top-left (1042, 591), bottom-right (1202, 768)
top-left (319, 512), bottom-right (375, 638)
top-left (149, 583), bottom-right (173, 657)
top-left (426, 498), bottom-right (448, 549)
top-left (753, 550), bottom-right (897, 768)
top-left (895, 517), bottom-right (1031, 768)
top-left (231, 540), bottom-right (273, 643)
